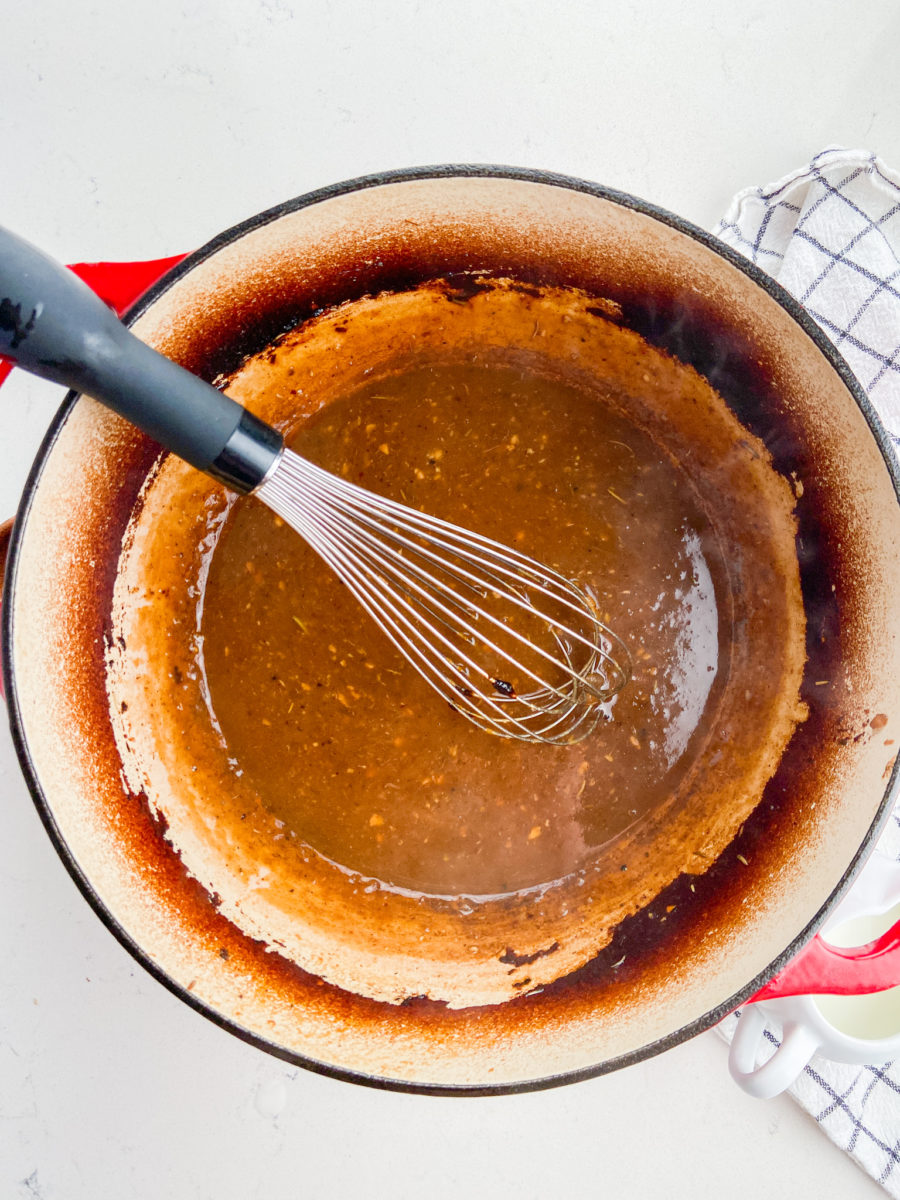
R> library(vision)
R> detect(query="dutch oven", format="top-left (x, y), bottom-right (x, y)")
top-left (2, 166), bottom-right (900, 1093)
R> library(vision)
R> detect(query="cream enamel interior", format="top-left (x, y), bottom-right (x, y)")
top-left (104, 279), bottom-right (807, 1009)
top-left (8, 173), bottom-right (900, 1086)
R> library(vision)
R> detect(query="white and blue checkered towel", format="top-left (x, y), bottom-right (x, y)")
top-left (714, 147), bottom-right (900, 1196)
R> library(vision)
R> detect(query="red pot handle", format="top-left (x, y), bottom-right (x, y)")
top-left (4, 251), bottom-right (900, 1007)
top-left (749, 916), bottom-right (900, 1002)
top-left (0, 253), bottom-right (188, 390)
top-left (0, 516), bottom-right (11, 583)
top-left (0, 253), bottom-right (188, 699)
top-left (0, 515), bottom-right (13, 699)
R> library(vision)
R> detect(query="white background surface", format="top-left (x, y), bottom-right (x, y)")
top-left (1, 2), bottom-right (898, 1197)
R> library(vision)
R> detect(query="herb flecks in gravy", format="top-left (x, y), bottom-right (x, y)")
top-left (200, 361), bottom-right (722, 896)
top-left (107, 280), bottom-right (806, 1007)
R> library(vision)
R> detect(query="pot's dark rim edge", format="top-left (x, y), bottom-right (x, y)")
top-left (3, 162), bottom-right (900, 1097)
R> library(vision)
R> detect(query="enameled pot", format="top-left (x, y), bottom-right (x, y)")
top-left (3, 167), bottom-right (900, 1093)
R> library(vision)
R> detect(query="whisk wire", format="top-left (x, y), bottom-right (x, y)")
top-left (290, 492), bottom-right (573, 733)
top-left (295, 477), bottom-right (622, 731)
top-left (297, 458), bottom-right (628, 689)
top-left (298, 484), bottom-right (583, 700)
top-left (258, 449), bottom-right (630, 744)
top-left (283, 498), bottom-right (537, 738)
top-left (303, 457), bottom-right (592, 606)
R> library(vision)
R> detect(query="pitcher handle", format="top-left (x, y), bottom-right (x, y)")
top-left (728, 1005), bottom-right (819, 1098)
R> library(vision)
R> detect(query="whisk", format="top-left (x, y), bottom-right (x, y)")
top-left (0, 226), bottom-right (629, 744)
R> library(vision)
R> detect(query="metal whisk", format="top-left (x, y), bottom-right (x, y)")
top-left (0, 226), bottom-right (630, 743)
top-left (259, 451), bottom-right (628, 744)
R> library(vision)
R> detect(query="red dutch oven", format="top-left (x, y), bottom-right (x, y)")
top-left (2, 166), bottom-right (900, 1093)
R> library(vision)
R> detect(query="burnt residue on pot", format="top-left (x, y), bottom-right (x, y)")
top-left (8, 170), bottom-right (900, 1091)
top-left (105, 272), bottom-right (810, 1030)
top-left (499, 943), bottom-right (560, 970)
top-left (603, 286), bottom-right (857, 770)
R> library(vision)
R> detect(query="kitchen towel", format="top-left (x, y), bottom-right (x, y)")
top-left (714, 146), bottom-right (900, 1197)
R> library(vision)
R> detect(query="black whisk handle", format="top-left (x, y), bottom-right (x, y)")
top-left (0, 225), bottom-right (281, 493)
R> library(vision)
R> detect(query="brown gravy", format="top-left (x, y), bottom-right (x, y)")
top-left (200, 359), bottom-right (726, 897)
top-left (107, 279), bottom-right (807, 1007)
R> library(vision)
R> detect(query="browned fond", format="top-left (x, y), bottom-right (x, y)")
top-left (10, 173), bottom-right (900, 1089)
top-left (105, 279), bottom-right (807, 1008)
top-left (201, 359), bottom-right (721, 898)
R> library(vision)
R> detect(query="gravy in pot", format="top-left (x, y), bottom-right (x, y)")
top-left (106, 279), bottom-right (807, 1007)
top-left (201, 361), bottom-right (722, 897)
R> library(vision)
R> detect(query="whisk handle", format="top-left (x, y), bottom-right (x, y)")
top-left (0, 225), bottom-right (282, 493)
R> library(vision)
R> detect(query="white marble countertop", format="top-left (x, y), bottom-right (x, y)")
top-left (1, 2), bottom-right (898, 1196)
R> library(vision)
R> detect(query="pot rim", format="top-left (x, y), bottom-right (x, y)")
top-left (3, 163), bottom-right (900, 1096)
